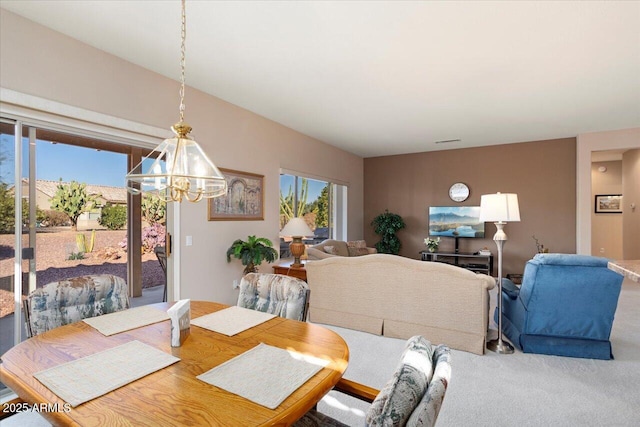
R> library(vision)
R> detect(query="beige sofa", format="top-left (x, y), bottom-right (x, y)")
top-left (306, 239), bottom-right (377, 260)
top-left (305, 254), bottom-right (495, 355)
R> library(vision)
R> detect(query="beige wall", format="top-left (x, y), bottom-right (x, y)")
top-left (622, 149), bottom-right (640, 259)
top-left (591, 161), bottom-right (623, 259)
top-left (0, 11), bottom-right (364, 304)
top-left (364, 138), bottom-right (577, 276)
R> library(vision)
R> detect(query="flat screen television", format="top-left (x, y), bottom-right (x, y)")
top-left (428, 206), bottom-right (485, 238)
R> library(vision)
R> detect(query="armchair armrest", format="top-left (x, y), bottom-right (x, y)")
top-left (334, 377), bottom-right (379, 404)
top-left (0, 397), bottom-right (29, 420)
top-left (501, 278), bottom-right (520, 299)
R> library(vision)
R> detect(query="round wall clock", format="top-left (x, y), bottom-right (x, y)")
top-left (449, 182), bottom-right (470, 202)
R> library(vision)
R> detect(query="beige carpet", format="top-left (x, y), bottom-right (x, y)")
top-left (3, 279), bottom-right (638, 426)
top-left (316, 278), bottom-right (640, 426)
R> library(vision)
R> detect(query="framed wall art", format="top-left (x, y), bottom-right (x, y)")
top-left (208, 168), bottom-right (264, 221)
top-left (594, 194), bottom-right (622, 214)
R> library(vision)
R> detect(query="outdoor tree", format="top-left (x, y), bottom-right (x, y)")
top-left (313, 184), bottom-right (330, 228)
top-left (49, 180), bottom-right (99, 231)
top-left (0, 183), bottom-right (14, 233)
top-left (0, 183), bottom-right (45, 233)
top-left (279, 178), bottom-right (309, 228)
top-left (98, 203), bottom-right (127, 230)
top-left (142, 194), bottom-right (166, 225)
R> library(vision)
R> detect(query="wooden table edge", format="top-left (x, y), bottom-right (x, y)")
top-left (1, 364), bottom-right (80, 426)
top-left (1, 302), bottom-right (350, 426)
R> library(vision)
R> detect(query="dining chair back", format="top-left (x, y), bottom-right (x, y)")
top-left (23, 274), bottom-right (130, 337)
top-left (237, 273), bottom-right (310, 321)
top-left (294, 336), bottom-right (451, 427)
top-left (154, 245), bottom-right (168, 302)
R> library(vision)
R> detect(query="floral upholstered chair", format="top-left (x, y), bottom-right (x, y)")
top-left (237, 273), bottom-right (310, 321)
top-left (23, 274), bottom-right (130, 337)
top-left (294, 336), bottom-right (451, 427)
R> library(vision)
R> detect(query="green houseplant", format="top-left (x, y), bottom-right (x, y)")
top-left (226, 235), bottom-right (278, 275)
top-left (371, 210), bottom-right (406, 255)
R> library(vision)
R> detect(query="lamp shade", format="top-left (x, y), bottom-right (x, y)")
top-left (280, 217), bottom-right (314, 237)
top-left (126, 123), bottom-right (227, 203)
top-left (479, 193), bottom-right (521, 222)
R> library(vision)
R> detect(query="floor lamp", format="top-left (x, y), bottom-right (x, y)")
top-left (479, 192), bottom-right (521, 354)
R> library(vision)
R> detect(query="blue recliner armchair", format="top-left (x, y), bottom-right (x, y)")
top-left (498, 253), bottom-right (624, 360)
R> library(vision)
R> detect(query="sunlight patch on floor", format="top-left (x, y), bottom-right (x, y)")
top-left (323, 394), bottom-right (366, 418)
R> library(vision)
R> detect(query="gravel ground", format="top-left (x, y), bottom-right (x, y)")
top-left (0, 228), bottom-right (165, 317)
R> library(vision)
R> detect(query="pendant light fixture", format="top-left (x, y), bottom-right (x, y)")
top-left (126, 0), bottom-right (226, 203)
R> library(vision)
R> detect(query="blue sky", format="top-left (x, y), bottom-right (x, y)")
top-left (279, 174), bottom-right (326, 202)
top-left (1, 134), bottom-right (325, 200)
top-left (33, 140), bottom-right (127, 187)
top-left (0, 135), bottom-right (126, 187)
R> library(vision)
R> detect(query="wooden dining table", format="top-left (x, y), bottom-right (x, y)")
top-left (0, 301), bottom-right (350, 426)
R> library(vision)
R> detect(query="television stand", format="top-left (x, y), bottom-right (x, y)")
top-left (419, 251), bottom-right (493, 276)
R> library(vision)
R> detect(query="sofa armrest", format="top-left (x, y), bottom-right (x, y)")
top-left (366, 247), bottom-right (377, 254)
top-left (501, 278), bottom-right (520, 299)
top-left (306, 247), bottom-right (336, 260)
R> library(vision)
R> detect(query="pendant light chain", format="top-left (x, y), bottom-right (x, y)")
top-left (125, 0), bottom-right (227, 203)
top-left (179, 0), bottom-right (187, 123)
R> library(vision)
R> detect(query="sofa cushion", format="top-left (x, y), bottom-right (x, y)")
top-left (347, 247), bottom-right (370, 256)
top-left (347, 240), bottom-right (370, 256)
top-left (323, 246), bottom-right (338, 255)
top-left (366, 336), bottom-right (435, 427)
top-left (349, 240), bottom-right (367, 249)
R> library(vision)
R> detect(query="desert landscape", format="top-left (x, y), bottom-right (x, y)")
top-left (0, 229), bottom-right (165, 317)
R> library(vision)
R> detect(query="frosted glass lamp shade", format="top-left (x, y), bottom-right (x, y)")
top-left (479, 193), bottom-right (521, 223)
top-left (280, 217), bottom-right (314, 238)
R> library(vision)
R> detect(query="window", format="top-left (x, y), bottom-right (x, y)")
top-left (279, 173), bottom-right (347, 256)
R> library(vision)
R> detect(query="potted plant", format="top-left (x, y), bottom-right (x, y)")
top-left (226, 235), bottom-right (278, 275)
top-left (424, 237), bottom-right (440, 253)
top-left (371, 210), bottom-right (406, 255)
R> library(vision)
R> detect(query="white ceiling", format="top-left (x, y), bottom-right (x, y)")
top-left (2, 1), bottom-right (639, 158)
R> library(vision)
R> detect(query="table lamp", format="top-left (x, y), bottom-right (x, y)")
top-left (280, 217), bottom-right (314, 268)
top-left (479, 192), bottom-right (521, 354)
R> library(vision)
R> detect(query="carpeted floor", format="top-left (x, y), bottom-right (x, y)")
top-left (315, 278), bottom-right (640, 426)
top-left (3, 280), bottom-right (638, 426)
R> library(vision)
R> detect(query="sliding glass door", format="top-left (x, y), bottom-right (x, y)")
top-left (0, 119), bottom-right (33, 393)
top-left (0, 118), bottom-right (165, 395)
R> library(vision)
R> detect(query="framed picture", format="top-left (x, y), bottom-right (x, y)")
top-left (594, 194), bottom-right (622, 213)
top-left (208, 168), bottom-right (264, 221)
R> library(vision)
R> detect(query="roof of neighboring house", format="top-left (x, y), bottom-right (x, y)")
top-left (23, 179), bottom-right (127, 204)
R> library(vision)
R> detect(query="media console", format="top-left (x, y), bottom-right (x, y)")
top-left (419, 251), bottom-right (493, 276)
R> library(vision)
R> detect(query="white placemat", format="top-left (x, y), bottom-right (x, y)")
top-left (197, 343), bottom-right (328, 409)
top-left (83, 305), bottom-right (169, 336)
top-left (34, 340), bottom-right (180, 407)
top-left (191, 306), bottom-right (276, 336)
